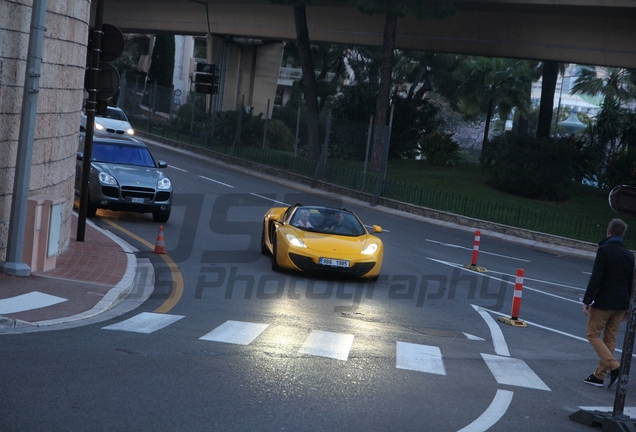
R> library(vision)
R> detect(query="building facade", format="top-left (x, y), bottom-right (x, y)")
top-left (1, 0), bottom-right (89, 264)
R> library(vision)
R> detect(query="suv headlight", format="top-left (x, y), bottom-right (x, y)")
top-left (157, 178), bottom-right (172, 190)
top-left (94, 123), bottom-right (105, 131)
top-left (125, 128), bottom-right (134, 135)
top-left (98, 171), bottom-right (117, 185)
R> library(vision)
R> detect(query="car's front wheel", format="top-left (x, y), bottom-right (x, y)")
top-left (153, 208), bottom-right (171, 223)
top-left (261, 223), bottom-right (271, 255)
top-left (271, 235), bottom-right (282, 272)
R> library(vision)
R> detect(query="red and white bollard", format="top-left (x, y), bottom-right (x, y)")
top-left (471, 230), bottom-right (481, 266)
top-left (464, 230), bottom-right (487, 272)
top-left (498, 268), bottom-right (527, 327)
top-left (511, 268), bottom-right (524, 320)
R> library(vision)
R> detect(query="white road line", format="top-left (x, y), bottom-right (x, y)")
top-left (429, 258), bottom-right (581, 304)
top-left (463, 333), bottom-right (485, 341)
top-left (299, 330), bottom-right (354, 361)
top-left (396, 342), bottom-right (445, 375)
top-left (199, 320), bottom-right (269, 345)
top-left (471, 305), bottom-right (510, 357)
top-left (198, 175), bottom-right (234, 188)
top-left (425, 239), bottom-right (530, 262)
top-left (0, 291), bottom-right (67, 314)
top-left (477, 306), bottom-right (588, 343)
top-left (102, 312), bottom-right (184, 334)
top-left (486, 268), bottom-right (583, 291)
top-left (481, 354), bottom-right (551, 391)
top-left (168, 165), bottom-right (188, 172)
top-left (457, 390), bottom-right (514, 432)
top-left (249, 193), bottom-right (289, 206)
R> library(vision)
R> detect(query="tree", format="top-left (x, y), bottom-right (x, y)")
top-left (147, 34), bottom-right (175, 113)
top-left (272, 1), bottom-right (322, 160)
top-left (536, 61), bottom-right (563, 139)
top-left (456, 57), bottom-right (533, 149)
top-left (356, 0), bottom-right (455, 172)
top-left (571, 66), bottom-right (635, 106)
top-left (148, 34), bottom-right (175, 88)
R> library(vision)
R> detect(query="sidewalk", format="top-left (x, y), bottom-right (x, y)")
top-left (0, 214), bottom-right (138, 331)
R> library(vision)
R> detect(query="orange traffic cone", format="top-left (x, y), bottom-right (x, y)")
top-left (153, 225), bottom-right (167, 254)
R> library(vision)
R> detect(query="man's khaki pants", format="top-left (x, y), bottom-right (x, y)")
top-left (586, 307), bottom-right (624, 379)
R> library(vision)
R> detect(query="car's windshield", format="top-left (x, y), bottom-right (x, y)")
top-left (292, 207), bottom-right (365, 236)
top-left (100, 107), bottom-right (128, 121)
top-left (91, 143), bottom-right (155, 167)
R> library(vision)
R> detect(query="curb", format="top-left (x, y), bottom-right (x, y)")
top-left (31, 217), bottom-right (140, 327)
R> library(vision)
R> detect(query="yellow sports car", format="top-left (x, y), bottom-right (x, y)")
top-left (261, 203), bottom-right (383, 279)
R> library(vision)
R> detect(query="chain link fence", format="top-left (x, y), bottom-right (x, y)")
top-left (117, 80), bottom-right (627, 248)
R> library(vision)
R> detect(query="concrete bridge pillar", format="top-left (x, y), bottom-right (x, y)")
top-left (209, 35), bottom-right (283, 117)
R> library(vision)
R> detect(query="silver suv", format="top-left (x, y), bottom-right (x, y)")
top-left (75, 134), bottom-right (172, 222)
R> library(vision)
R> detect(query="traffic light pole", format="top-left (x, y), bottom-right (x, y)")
top-left (76, 0), bottom-right (104, 242)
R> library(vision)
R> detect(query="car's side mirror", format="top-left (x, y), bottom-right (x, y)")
top-left (372, 225), bottom-right (382, 233)
top-left (76, 152), bottom-right (84, 161)
top-left (157, 160), bottom-right (168, 168)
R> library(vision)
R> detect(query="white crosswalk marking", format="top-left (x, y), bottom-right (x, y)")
top-left (299, 330), bottom-right (354, 361)
top-left (481, 353), bottom-right (551, 391)
top-left (102, 312), bottom-right (184, 334)
top-left (199, 320), bottom-right (269, 345)
top-left (0, 291), bottom-right (67, 314)
top-left (98, 315), bottom-right (551, 391)
top-left (396, 341), bottom-right (446, 375)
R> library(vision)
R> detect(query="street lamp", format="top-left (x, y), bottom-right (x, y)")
top-left (559, 109), bottom-right (586, 134)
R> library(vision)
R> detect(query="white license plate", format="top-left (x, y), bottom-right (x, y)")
top-left (319, 258), bottom-right (349, 268)
top-left (131, 197), bottom-right (145, 203)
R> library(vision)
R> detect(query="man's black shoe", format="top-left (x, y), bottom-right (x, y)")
top-left (608, 368), bottom-right (620, 389)
top-left (584, 374), bottom-right (604, 387)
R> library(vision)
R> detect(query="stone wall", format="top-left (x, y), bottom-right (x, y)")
top-left (0, 0), bottom-right (90, 263)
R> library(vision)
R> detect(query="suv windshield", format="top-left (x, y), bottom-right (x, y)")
top-left (92, 143), bottom-right (155, 167)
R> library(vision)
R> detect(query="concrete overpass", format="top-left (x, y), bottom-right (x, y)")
top-left (98, 0), bottom-right (636, 118)
top-left (104, 0), bottom-right (636, 69)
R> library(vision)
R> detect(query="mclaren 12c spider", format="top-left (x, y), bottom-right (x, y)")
top-left (261, 203), bottom-right (383, 279)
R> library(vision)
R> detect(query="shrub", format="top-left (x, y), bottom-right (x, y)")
top-left (602, 150), bottom-right (636, 189)
top-left (481, 132), bottom-right (580, 201)
top-left (266, 119), bottom-right (295, 151)
top-left (418, 132), bottom-right (464, 166)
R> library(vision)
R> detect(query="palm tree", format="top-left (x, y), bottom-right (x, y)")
top-left (536, 61), bottom-right (567, 139)
top-left (571, 66), bottom-right (635, 105)
top-left (573, 66), bottom-right (636, 156)
top-left (456, 57), bottom-right (533, 148)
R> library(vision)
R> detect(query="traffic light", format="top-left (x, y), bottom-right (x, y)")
top-left (193, 62), bottom-right (218, 94)
top-left (85, 23), bottom-right (124, 102)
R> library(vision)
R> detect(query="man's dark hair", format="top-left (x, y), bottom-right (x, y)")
top-left (608, 219), bottom-right (628, 237)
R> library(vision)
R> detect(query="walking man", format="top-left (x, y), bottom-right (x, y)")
top-left (583, 218), bottom-right (634, 388)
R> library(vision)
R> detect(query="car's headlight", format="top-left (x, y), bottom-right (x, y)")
top-left (157, 178), bottom-right (172, 190)
top-left (94, 123), bottom-right (105, 131)
top-left (361, 243), bottom-right (378, 255)
top-left (98, 171), bottom-right (117, 185)
top-left (286, 233), bottom-right (306, 248)
top-left (125, 128), bottom-right (134, 135)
